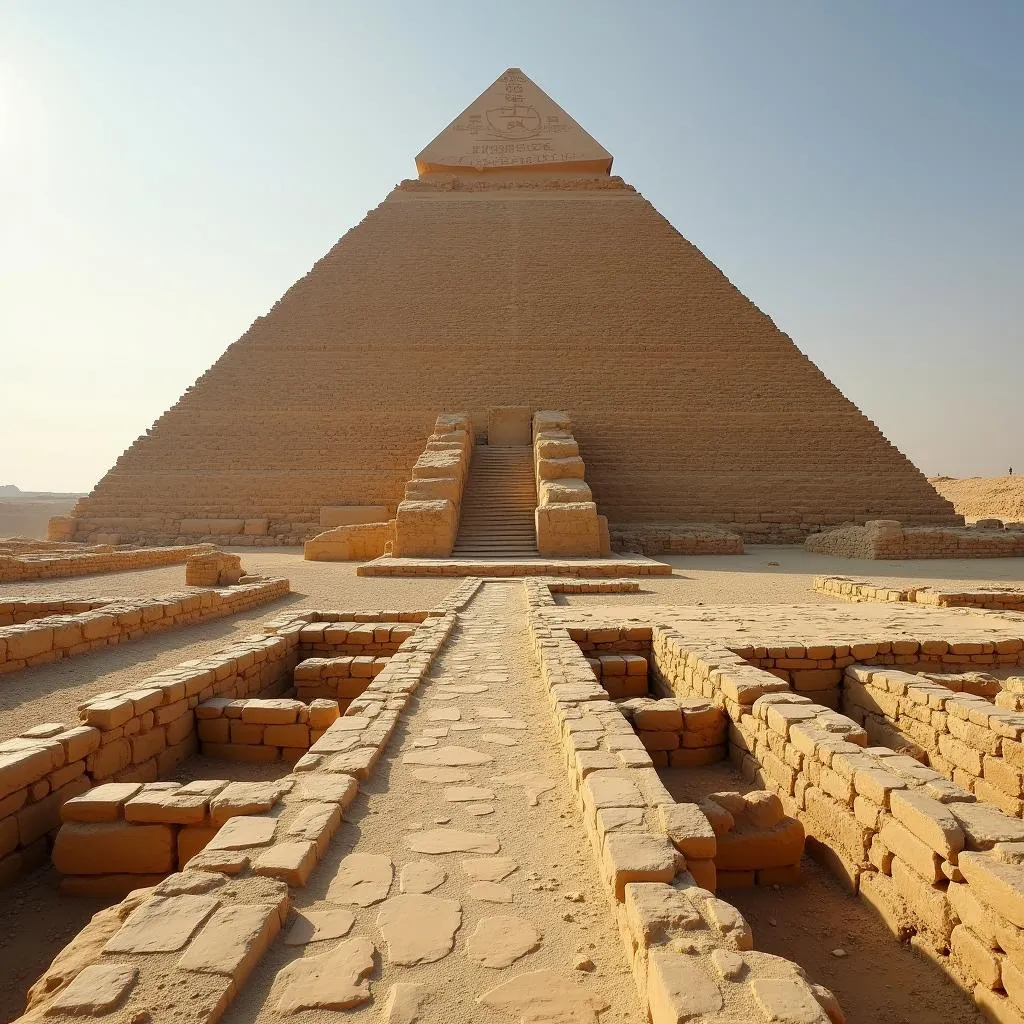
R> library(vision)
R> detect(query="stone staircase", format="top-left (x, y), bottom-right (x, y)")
top-left (452, 446), bottom-right (538, 557)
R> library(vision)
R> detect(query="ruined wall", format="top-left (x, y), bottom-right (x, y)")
top-left (70, 178), bottom-right (955, 544)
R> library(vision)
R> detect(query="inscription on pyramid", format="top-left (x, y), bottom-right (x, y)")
top-left (416, 68), bottom-right (613, 175)
top-left (64, 68), bottom-right (956, 547)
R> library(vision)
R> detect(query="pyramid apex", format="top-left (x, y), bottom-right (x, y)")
top-left (415, 68), bottom-right (613, 177)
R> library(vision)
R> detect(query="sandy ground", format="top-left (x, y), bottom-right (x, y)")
top-left (0, 497), bottom-right (79, 541)
top-left (3, 547), bottom-right (1023, 1022)
top-left (931, 475), bottom-right (1024, 523)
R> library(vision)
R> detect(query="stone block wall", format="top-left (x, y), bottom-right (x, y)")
top-left (303, 521), bottom-right (393, 561)
top-left (610, 523), bottom-right (745, 556)
top-left (646, 629), bottom-right (1024, 1018)
top-left (52, 778), bottom-right (289, 895)
top-left (195, 697), bottom-right (341, 762)
top-left (815, 574), bottom-right (1024, 611)
top-left (0, 544), bottom-right (214, 582)
top-left (807, 520), bottom-right (1024, 559)
top-left (0, 578), bottom-right (290, 675)
top-left (392, 414), bottom-right (473, 558)
top-left (618, 695), bottom-right (729, 767)
top-left (532, 411), bottom-right (606, 557)
top-left (843, 665), bottom-right (1024, 818)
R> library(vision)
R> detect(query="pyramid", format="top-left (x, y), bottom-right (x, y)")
top-left (69, 68), bottom-right (956, 545)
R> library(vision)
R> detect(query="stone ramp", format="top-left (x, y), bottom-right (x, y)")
top-left (452, 445), bottom-right (538, 557)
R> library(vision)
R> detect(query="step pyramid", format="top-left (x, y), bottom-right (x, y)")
top-left (70, 68), bottom-right (956, 544)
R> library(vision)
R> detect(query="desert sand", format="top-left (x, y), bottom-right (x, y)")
top-left (930, 474), bottom-right (1024, 522)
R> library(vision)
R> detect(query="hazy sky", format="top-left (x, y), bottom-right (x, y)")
top-left (2, 1), bottom-right (1021, 492)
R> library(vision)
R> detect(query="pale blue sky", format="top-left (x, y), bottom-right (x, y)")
top-left (2, 1), bottom-right (1021, 491)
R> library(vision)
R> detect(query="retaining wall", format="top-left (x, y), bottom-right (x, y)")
top-left (0, 544), bottom-right (214, 582)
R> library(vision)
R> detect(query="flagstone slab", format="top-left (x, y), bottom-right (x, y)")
top-left (274, 935), bottom-right (375, 1012)
top-left (283, 908), bottom-right (355, 945)
top-left (327, 852), bottom-right (394, 906)
top-left (377, 894), bottom-right (462, 965)
top-left (406, 829), bottom-right (500, 854)
top-left (466, 915), bottom-right (542, 968)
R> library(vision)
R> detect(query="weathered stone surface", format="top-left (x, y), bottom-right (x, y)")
top-left (468, 880), bottom-right (513, 903)
top-left (477, 969), bottom-right (609, 1022)
top-left (492, 771), bottom-right (557, 806)
top-left (381, 982), bottom-right (432, 1024)
top-left (327, 852), bottom-right (394, 906)
top-left (400, 859), bottom-right (447, 894)
top-left (647, 951), bottom-right (724, 1024)
top-left (658, 803), bottom-right (718, 859)
top-left (377, 894), bottom-right (462, 965)
top-left (52, 821), bottom-right (175, 875)
top-left (444, 786), bottom-right (495, 803)
top-left (61, 783), bottom-right (142, 823)
top-left (412, 767), bottom-right (473, 784)
top-left (104, 895), bottom-right (219, 953)
top-left (177, 902), bottom-right (279, 979)
top-left (283, 908), bottom-right (355, 945)
top-left (466, 915), bottom-right (541, 968)
top-left (624, 883), bottom-right (701, 946)
top-left (44, 962), bottom-right (137, 1015)
top-left (253, 841), bottom-right (318, 887)
top-left (462, 856), bottom-right (518, 882)
top-left (749, 977), bottom-right (830, 1023)
top-left (209, 782), bottom-right (285, 824)
top-left (206, 815), bottom-right (277, 851)
top-left (274, 935), bottom-right (375, 1012)
top-left (406, 829), bottom-right (500, 855)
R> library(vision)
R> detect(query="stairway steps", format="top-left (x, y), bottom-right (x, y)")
top-left (452, 445), bottom-right (538, 556)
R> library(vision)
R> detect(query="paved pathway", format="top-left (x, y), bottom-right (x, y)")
top-left (223, 581), bottom-right (644, 1023)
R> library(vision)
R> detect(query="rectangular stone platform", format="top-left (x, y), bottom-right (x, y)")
top-left (357, 554), bottom-right (671, 578)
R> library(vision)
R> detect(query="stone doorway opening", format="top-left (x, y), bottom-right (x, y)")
top-left (486, 406), bottom-right (532, 446)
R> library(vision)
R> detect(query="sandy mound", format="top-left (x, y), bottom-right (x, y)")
top-left (929, 475), bottom-right (1024, 522)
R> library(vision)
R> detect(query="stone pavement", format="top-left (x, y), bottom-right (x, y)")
top-left (221, 579), bottom-right (644, 1023)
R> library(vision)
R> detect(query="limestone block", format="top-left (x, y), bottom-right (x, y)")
top-left (537, 456), bottom-right (586, 481)
top-left (180, 519), bottom-right (245, 536)
top-left (185, 552), bottom-right (243, 586)
top-left (412, 451), bottom-right (465, 482)
top-left (647, 950), bottom-right (724, 1024)
top-left (435, 412), bottom-right (472, 435)
top-left (319, 505), bottom-right (389, 528)
top-left (536, 502), bottom-right (600, 558)
top-left (304, 523), bottom-right (391, 562)
top-left (243, 519), bottom-right (268, 535)
top-left (404, 476), bottom-right (462, 504)
top-left (597, 514), bottom-right (611, 557)
top-left (487, 406), bottom-right (532, 446)
top-left (52, 821), bottom-right (176, 874)
top-left (393, 500), bottom-right (457, 558)
top-left (536, 438), bottom-right (579, 460)
top-left (603, 833), bottom-right (679, 900)
top-left (47, 516), bottom-right (77, 542)
top-left (538, 478), bottom-right (593, 506)
top-left (533, 410), bottom-right (572, 436)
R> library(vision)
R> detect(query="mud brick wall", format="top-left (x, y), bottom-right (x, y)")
top-left (525, 610), bottom-right (846, 1023)
top-left (293, 656), bottom-right (390, 705)
top-left (22, 613), bottom-right (456, 1024)
top-left (0, 544), bottom-right (214, 582)
top-left (619, 695), bottom-right (729, 767)
top-left (0, 598), bottom-right (109, 625)
top-left (0, 578), bottom-right (290, 674)
top-left (610, 523), bottom-right (744, 555)
top-left (195, 697), bottom-right (341, 762)
top-left (52, 778), bottom-right (289, 895)
top-left (807, 521), bottom-right (1024, 559)
top-left (843, 665), bottom-right (1024, 818)
top-left (651, 628), bottom-right (1024, 1017)
top-left (0, 627), bottom-right (304, 885)
top-left (815, 575), bottom-right (1024, 611)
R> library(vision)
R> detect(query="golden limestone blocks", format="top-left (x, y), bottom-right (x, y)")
top-left (532, 411), bottom-right (608, 558)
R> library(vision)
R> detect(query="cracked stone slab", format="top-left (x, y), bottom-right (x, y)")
top-left (274, 935), bottom-right (375, 1012)
top-left (45, 963), bottom-right (137, 1015)
top-left (104, 895), bottom-right (220, 954)
top-left (444, 786), bottom-right (495, 802)
top-left (377, 894), bottom-right (462, 965)
top-left (283, 908), bottom-right (355, 945)
top-left (381, 983), bottom-right (433, 1024)
top-left (467, 880), bottom-right (514, 903)
top-left (406, 829), bottom-right (500, 855)
top-left (477, 969), bottom-right (609, 1023)
top-left (462, 857), bottom-right (518, 882)
top-left (492, 772), bottom-right (557, 807)
top-left (327, 852), bottom-right (394, 906)
top-left (466, 915), bottom-right (542, 968)
top-left (206, 815), bottom-right (277, 851)
top-left (400, 859), bottom-right (447, 894)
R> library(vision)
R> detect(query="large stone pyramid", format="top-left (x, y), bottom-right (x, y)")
top-left (69, 68), bottom-right (956, 545)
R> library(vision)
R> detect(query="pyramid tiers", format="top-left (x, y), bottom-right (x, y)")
top-left (67, 68), bottom-right (957, 547)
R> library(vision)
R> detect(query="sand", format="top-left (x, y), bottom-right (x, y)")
top-left (931, 475), bottom-right (1024, 523)
top-left (0, 496), bottom-right (80, 541)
